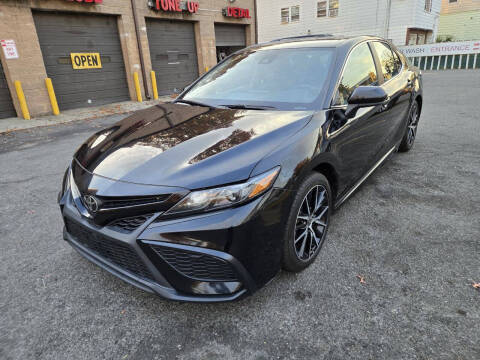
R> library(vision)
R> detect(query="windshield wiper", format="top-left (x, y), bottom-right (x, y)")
top-left (175, 99), bottom-right (216, 108)
top-left (220, 104), bottom-right (277, 110)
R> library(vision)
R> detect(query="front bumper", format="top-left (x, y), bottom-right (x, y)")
top-left (60, 187), bottom-right (291, 302)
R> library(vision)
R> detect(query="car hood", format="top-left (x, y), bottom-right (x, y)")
top-left (74, 103), bottom-right (313, 189)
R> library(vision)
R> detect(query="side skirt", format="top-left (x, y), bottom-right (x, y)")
top-left (334, 146), bottom-right (396, 209)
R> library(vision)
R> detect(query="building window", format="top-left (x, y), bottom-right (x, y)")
top-left (281, 8), bottom-right (289, 24)
top-left (424, 0), bottom-right (432, 12)
top-left (329, 0), bottom-right (339, 17)
top-left (448, 0), bottom-right (457, 3)
top-left (317, 2), bottom-right (327, 17)
top-left (291, 5), bottom-right (300, 22)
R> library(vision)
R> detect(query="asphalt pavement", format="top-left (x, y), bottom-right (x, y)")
top-left (1, 70), bottom-right (479, 360)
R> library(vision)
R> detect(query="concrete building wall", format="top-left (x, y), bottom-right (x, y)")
top-left (0, 0), bottom-right (256, 118)
top-left (257, 0), bottom-right (441, 46)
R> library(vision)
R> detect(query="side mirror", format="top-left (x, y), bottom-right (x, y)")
top-left (345, 86), bottom-right (388, 118)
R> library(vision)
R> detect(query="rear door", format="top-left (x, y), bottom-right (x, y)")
top-left (370, 41), bottom-right (412, 153)
top-left (327, 42), bottom-right (385, 189)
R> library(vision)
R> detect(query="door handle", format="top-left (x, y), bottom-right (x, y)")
top-left (381, 97), bottom-right (390, 111)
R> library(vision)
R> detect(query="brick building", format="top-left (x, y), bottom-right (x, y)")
top-left (0, 0), bottom-right (256, 119)
top-left (257, 0), bottom-right (441, 47)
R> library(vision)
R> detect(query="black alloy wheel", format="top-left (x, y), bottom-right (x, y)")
top-left (399, 100), bottom-right (420, 152)
top-left (294, 185), bottom-right (329, 261)
top-left (282, 173), bottom-right (332, 272)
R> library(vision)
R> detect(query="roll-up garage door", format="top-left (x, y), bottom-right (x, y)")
top-left (0, 61), bottom-right (16, 119)
top-left (214, 24), bottom-right (246, 47)
top-left (33, 12), bottom-right (130, 111)
top-left (146, 19), bottom-right (199, 95)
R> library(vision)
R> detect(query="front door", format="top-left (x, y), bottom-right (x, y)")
top-left (327, 42), bottom-right (385, 192)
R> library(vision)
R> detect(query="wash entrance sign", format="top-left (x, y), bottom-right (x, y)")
top-left (398, 40), bottom-right (480, 70)
top-left (400, 40), bottom-right (480, 57)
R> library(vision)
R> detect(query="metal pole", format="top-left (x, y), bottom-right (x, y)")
top-left (254, 0), bottom-right (258, 43)
top-left (384, 0), bottom-right (392, 39)
top-left (131, 0), bottom-right (150, 99)
top-left (45, 78), bottom-right (60, 115)
top-left (14, 81), bottom-right (30, 120)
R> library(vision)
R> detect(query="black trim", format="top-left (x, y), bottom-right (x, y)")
top-left (64, 229), bottom-right (248, 302)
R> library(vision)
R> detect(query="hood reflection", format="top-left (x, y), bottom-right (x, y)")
top-left (74, 103), bottom-right (313, 189)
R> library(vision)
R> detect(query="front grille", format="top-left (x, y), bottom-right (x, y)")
top-left (98, 195), bottom-right (170, 209)
top-left (150, 245), bottom-right (238, 282)
top-left (107, 214), bottom-right (153, 234)
top-left (65, 219), bottom-right (154, 281)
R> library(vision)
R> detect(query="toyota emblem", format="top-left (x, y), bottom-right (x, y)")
top-left (83, 195), bottom-right (99, 213)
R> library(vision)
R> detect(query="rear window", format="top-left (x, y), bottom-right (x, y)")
top-left (372, 42), bottom-right (401, 81)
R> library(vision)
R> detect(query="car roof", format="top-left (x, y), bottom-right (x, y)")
top-left (249, 35), bottom-right (386, 51)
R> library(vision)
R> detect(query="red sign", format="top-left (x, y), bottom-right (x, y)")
top-left (65, 0), bottom-right (103, 3)
top-left (222, 7), bottom-right (251, 18)
top-left (154, 0), bottom-right (199, 13)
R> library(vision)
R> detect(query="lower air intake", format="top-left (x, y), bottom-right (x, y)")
top-left (150, 245), bottom-right (238, 282)
top-left (65, 219), bottom-right (154, 281)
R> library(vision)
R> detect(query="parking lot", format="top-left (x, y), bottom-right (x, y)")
top-left (1, 70), bottom-right (479, 360)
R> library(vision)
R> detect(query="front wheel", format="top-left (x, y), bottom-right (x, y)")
top-left (398, 100), bottom-right (420, 152)
top-left (282, 173), bottom-right (332, 272)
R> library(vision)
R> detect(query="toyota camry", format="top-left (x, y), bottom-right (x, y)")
top-left (58, 35), bottom-right (422, 302)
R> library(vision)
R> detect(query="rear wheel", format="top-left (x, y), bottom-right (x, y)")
top-left (399, 100), bottom-right (420, 152)
top-left (282, 173), bottom-right (332, 272)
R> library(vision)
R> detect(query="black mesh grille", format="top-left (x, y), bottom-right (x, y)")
top-left (107, 214), bottom-right (153, 233)
top-left (150, 245), bottom-right (238, 282)
top-left (98, 195), bottom-right (170, 209)
top-left (65, 219), bottom-right (154, 281)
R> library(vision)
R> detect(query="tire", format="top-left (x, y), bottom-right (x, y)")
top-left (282, 172), bottom-right (332, 272)
top-left (398, 100), bottom-right (420, 152)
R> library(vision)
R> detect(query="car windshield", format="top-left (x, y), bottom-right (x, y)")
top-left (180, 47), bottom-right (335, 111)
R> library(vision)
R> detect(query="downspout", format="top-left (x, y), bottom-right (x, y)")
top-left (254, 0), bottom-right (258, 43)
top-left (385, 0), bottom-right (392, 39)
top-left (131, 0), bottom-right (151, 99)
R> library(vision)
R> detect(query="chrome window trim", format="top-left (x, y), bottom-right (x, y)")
top-left (329, 40), bottom-right (378, 107)
top-left (330, 39), bottom-right (404, 107)
top-left (372, 41), bottom-right (404, 87)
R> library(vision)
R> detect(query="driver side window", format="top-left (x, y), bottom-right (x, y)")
top-left (334, 43), bottom-right (378, 106)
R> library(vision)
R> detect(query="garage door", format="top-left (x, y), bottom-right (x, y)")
top-left (146, 19), bottom-right (198, 95)
top-left (214, 24), bottom-right (246, 47)
top-left (0, 61), bottom-right (16, 119)
top-left (33, 12), bottom-right (130, 111)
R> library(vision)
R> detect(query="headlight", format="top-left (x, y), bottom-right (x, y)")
top-left (69, 167), bottom-right (81, 200)
top-left (165, 167), bottom-right (280, 216)
top-left (58, 167), bottom-right (71, 202)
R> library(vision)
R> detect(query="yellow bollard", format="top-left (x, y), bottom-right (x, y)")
top-left (133, 72), bottom-right (142, 102)
top-left (14, 80), bottom-right (30, 120)
top-left (45, 78), bottom-right (60, 115)
top-left (150, 71), bottom-right (158, 100)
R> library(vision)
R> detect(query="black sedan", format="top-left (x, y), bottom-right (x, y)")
top-left (59, 35), bottom-right (422, 302)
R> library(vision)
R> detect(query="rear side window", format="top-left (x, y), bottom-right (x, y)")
top-left (372, 42), bottom-right (401, 81)
top-left (334, 43), bottom-right (378, 105)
